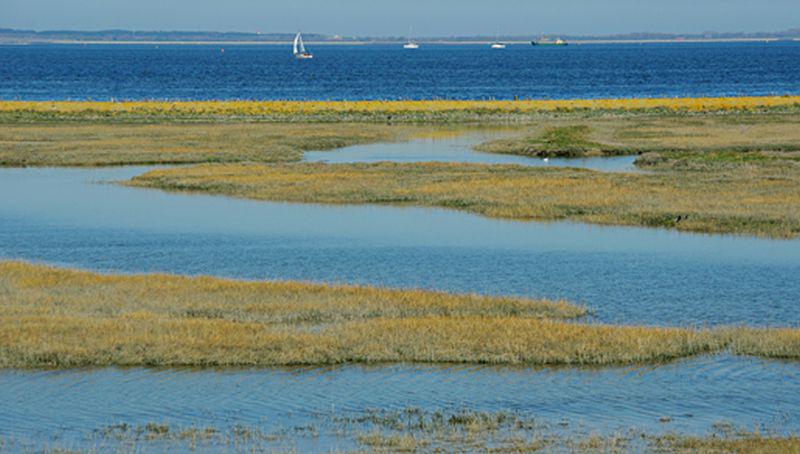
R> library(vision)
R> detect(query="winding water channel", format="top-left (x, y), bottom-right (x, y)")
top-left (1, 132), bottom-right (799, 449)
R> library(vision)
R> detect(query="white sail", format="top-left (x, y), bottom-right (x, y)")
top-left (293, 33), bottom-right (304, 55)
top-left (293, 32), bottom-right (313, 59)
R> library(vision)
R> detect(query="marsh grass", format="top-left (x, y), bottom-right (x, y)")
top-left (475, 114), bottom-right (800, 158)
top-left (0, 122), bottom-right (408, 167)
top-left (129, 159), bottom-right (800, 238)
top-left (476, 125), bottom-right (624, 158)
top-left (1, 262), bottom-right (798, 369)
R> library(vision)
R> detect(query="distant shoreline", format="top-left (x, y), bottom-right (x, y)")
top-left (1, 37), bottom-right (798, 46)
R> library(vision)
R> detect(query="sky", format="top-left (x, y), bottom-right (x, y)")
top-left (1, 0), bottom-right (798, 36)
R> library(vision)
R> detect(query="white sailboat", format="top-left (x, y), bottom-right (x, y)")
top-left (293, 32), bottom-right (313, 59)
top-left (490, 29), bottom-right (506, 49)
top-left (403, 26), bottom-right (420, 49)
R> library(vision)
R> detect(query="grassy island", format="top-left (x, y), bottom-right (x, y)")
top-left (128, 159), bottom-right (800, 238)
top-left (1, 262), bottom-right (799, 369)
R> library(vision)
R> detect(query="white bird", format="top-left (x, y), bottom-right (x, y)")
top-left (543, 158), bottom-right (550, 163)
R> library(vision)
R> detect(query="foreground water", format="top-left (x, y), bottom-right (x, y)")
top-left (1, 136), bottom-right (799, 449)
top-left (2, 42), bottom-right (800, 101)
top-left (2, 355), bottom-right (799, 451)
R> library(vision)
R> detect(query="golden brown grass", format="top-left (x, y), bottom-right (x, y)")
top-left (128, 159), bottom-right (800, 238)
top-left (1, 262), bottom-right (798, 369)
top-left (474, 114), bottom-right (800, 158)
top-left (0, 122), bottom-right (407, 167)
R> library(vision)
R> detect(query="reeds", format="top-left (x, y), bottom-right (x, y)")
top-left (1, 262), bottom-right (798, 369)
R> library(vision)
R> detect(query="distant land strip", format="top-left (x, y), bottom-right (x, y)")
top-left (3, 38), bottom-right (800, 46)
top-left (2, 27), bottom-right (800, 44)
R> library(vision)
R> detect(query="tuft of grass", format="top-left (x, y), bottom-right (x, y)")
top-left (725, 327), bottom-right (800, 360)
top-left (1, 262), bottom-right (799, 369)
top-left (128, 160), bottom-right (800, 238)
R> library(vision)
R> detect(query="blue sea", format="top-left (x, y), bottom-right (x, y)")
top-left (3, 40), bottom-right (800, 452)
top-left (1, 41), bottom-right (799, 100)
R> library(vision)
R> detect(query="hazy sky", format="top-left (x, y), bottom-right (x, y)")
top-left (2, 0), bottom-right (798, 36)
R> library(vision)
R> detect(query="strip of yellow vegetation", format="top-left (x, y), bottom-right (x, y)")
top-left (2, 96), bottom-right (799, 119)
top-left (0, 122), bottom-right (406, 167)
top-left (128, 161), bottom-right (800, 238)
top-left (1, 262), bottom-right (797, 369)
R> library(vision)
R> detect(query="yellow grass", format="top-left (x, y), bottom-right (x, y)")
top-left (0, 122), bottom-right (406, 166)
top-left (128, 160), bottom-right (800, 238)
top-left (2, 96), bottom-right (799, 118)
top-left (1, 262), bottom-right (797, 369)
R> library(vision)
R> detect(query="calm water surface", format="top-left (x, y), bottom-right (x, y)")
top-left (2, 42), bottom-right (800, 100)
top-left (304, 131), bottom-right (640, 171)
top-left (2, 355), bottom-right (800, 451)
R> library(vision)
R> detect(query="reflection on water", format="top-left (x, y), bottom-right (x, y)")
top-left (1, 355), bottom-right (799, 450)
top-left (304, 131), bottom-right (640, 172)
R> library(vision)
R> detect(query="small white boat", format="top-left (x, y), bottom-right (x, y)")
top-left (404, 27), bottom-right (419, 49)
top-left (293, 32), bottom-right (313, 59)
top-left (490, 29), bottom-right (506, 49)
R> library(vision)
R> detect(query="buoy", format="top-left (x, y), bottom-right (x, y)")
top-left (220, 48), bottom-right (225, 54)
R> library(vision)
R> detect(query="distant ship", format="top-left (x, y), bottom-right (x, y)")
top-left (532, 37), bottom-right (568, 46)
top-left (293, 32), bottom-right (314, 59)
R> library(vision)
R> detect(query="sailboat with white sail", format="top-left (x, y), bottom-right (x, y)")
top-left (490, 29), bottom-right (506, 49)
top-left (293, 32), bottom-right (314, 59)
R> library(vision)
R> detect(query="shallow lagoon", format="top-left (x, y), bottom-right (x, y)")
top-left (2, 355), bottom-right (799, 450)
top-left (1, 134), bottom-right (799, 450)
